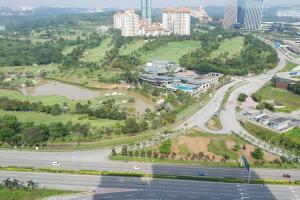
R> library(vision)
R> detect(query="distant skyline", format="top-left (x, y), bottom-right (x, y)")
top-left (0, 0), bottom-right (298, 9)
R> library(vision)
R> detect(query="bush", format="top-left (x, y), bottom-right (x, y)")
top-left (264, 102), bottom-right (275, 111)
top-left (252, 148), bottom-right (264, 160)
top-left (252, 93), bottom-right (262, 102)
top-left (238, 93), bottom-right (248, 102)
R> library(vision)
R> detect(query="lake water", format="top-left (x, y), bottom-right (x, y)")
top-left (21, 80), bottom-right (155, 114)
top-left (21, 80), bottom-right (100, 100)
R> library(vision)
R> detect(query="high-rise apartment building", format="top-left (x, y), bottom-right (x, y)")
top-left (163, 7), bottom-right (191, 35)
top-left (141, 0), bottom-right (152, 23)
top-left (223, 0), bottom-right (263, 30)
top-left (223, 0), bottom-right (237, 29)
top-left (113, 10), bottom-right (139, 37)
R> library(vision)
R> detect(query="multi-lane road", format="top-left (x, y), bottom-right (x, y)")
top-left (1, 149), bottom-right (300, 181)
top-left (1, 171), bottom-right (300, 200)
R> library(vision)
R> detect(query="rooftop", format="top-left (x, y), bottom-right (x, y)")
top-left (271, 117), bottom-right (289, 124)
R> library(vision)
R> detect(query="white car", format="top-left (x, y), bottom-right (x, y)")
top-left (133, 165), bottom-right (140, 170)
top-left (52, 161), bottom-right (61, 166)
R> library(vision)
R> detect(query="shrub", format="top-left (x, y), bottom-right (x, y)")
top-left (238, 93), bottom-right (248, 102)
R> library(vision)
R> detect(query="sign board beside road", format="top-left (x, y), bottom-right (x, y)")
top-left (242, 155), bottom-right (251, 183)
top-left (242, 156), bottom-right (250, 172)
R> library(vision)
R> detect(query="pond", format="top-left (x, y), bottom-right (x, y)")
top-left (21, 80), bottom-right (100, 101)
top-left (21, 80), bottom-right (155, 114)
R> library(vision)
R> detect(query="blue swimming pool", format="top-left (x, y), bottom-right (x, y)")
top-left (175, 85), bottom-right (195, 92)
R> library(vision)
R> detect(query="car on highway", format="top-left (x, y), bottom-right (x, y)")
top-left (138, 181), bottom-right (147, 185)
top-left (283, 174), bottom-right (291, 178)
top-left (52, 161), bottom-right (61, 166)
top-left (133, 165), bottom-right (140, 170)
top-left (198, 172), bottom-right (205, 176)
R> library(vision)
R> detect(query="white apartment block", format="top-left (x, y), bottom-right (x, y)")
top-left (113, 10), bottom-right (139, 37)
top-left (163, 7), bottom-right (191, 36)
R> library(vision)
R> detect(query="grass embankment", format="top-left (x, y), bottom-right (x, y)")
top-left (205, 116), bottom-right (223, 131)
top-left (210, 36), bottom-right (245, 58)
top-left (0, 64), bottom-right (58, 73)
top-left (80, 37), bottom-right (112, 63)
top-left (255, 83), bottom-right (300, 113)
top-left (243, 121), bottom-right (300, 146)
top-left (280, 60), bottom-right (298, 72)
top-left (0, 188), bottom-right (73, 200)
top-left (1, 166), bottom-right (299, 186)
top-left (0, 110), bottom-right (121, 129)
top-left (44, 133), bottom-right (153, 150)
top-left (120, 40), bottom-right (146, 55)
top-left (46, 68), bottom-right (123, 89)
top-left (141, 40), bottom-right (201, 63)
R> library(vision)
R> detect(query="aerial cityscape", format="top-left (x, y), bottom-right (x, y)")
top-left (0, 0), bottom-right (299, 200)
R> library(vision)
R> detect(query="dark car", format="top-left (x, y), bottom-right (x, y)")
top-left (283, 174), bottom-right (291, 178)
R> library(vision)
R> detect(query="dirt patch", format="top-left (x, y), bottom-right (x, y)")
top-left (205, 117), bottom-right (223, 131)
top-left (171, 136), bottom-right (223, 161)
top-left (225, 140), bottom-right (236, 150)
top-left (237, 144), bottom-right (278, 163)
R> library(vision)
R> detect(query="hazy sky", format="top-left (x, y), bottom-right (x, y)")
top-left (0, 0), bottom-right (297, 9)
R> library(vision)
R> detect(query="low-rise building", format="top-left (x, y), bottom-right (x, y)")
top-left (139, 62), bottom-right (223, 95)
top-left (270, 118), bottom-right (290, 131)
top-left (274, 66), bottom-right (300, 89)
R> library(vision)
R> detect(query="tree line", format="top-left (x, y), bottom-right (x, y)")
top-left (0, 97), bottom-right (64, 116)
top-left (0, 115), bottom-right (90, 147)
top-left (75, 99), bottom-right (127, 120)
top-left (180, 34), bottom-right (279, 76)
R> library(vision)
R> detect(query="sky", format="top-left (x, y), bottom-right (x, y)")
top-left (0, 0), bottom-right (298, 9)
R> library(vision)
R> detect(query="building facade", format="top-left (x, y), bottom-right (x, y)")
top-left (141, 0), bottom-right (152, 23)
top-left (224, 0), bottom-right (263, 30)
top-left (237, 0), bottom-right (264, 30)
top-left (163, 7), bottom-right (191, 35)
top-left (113, 10), bottom-right (139, 37)
top-left (223, 0), bottom-right (237, 29)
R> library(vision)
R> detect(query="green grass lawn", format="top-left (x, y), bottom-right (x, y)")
top-left (0, 110), bottom-right (122, 129)
top-left (280, 60), bottom-right (298, 72)
top-left (0, 89), bottom-right (77, 107)
top-left (0, 188), bottom-right (74, 200)
top-left (178, 144), bottom-right (190, 155)
top-left (285, 128), bottom-right (300, 145)
top-left (0, 64), bottom-right (58, 73)
top-left (120, 40), bottom-right (146, 55)
top-left (80, 38), bottom-right (112, 63)
top-left (141, 40), bottom-right (201, 63)
top-left (255, 84), bottom-right (300, 112)
top-left (210, 36), bottom-right (245, 58)
top-left (45, 133), bottom-right (153, 150)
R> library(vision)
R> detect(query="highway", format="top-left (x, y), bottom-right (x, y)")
top-left (1, 149), bottom-right (300, 181)
top-left (1, 171), bottom-right (300, 200)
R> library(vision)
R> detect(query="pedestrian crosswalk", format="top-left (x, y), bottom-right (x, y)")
top-left (94, 187), bottom-right (140, 194)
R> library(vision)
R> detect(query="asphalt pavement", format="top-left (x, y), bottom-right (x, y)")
top-left (1, 171), bottom-right (300, 200)
top-left (1, 149), bottom-right (300, 181)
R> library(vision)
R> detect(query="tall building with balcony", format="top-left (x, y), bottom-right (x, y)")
top-left (141, 0), bottom-right (152, 23)
top-left (163, 7), bottom-right (191, 35)
top-left (224, 0), bottom-right (264, 30)
top-left (113, 10), bottom-right (139, 37)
